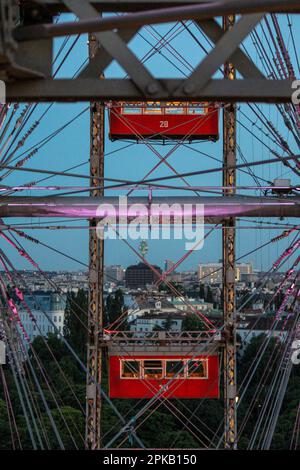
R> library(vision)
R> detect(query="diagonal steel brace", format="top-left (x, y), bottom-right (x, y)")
top-left (174, 14), bottom-right (264, 96)
top-left (63, 0), bottom-right (166, 96)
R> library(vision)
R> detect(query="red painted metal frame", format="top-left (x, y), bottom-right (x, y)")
top-left (109, 103), bottom-right (219, 141)
top-left (109, 354), bottom-right (220, 399)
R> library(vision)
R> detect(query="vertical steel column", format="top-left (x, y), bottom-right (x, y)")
top-left (85, 33), bottom-right (105, 450)
top-left (222, 15), bottom-right (237, 450)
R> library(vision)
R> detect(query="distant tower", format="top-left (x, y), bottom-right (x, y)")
top-left (139, 240), bottom-right (148, 258)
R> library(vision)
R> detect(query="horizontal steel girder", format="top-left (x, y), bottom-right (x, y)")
top-left (22, 0), bottom-right (213, 14)
top-left (15, 1), bottom-right (300, 41)
top-left (21, 0), bottom-right (300, 15)
top-left (0, 196), bottom-right (299, 219)
top-left (6, 78), bottom-right (295, 103)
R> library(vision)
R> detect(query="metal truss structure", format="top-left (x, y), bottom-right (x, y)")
top-left (102, 330), bottom-right (217, 344)
top-left (222, 13), bottom-right (237, 449)
top-left (1, 0), bottom-right (300, 102)
top-left (85, 34), bottom-right (104, 450)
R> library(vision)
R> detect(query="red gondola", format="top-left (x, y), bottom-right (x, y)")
top-left (109, 101), bottom-right (219, 141)
top-left (109, 351), bottom-right (219, 399)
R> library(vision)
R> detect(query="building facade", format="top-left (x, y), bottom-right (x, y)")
top-left (18, 292), bottom-right (66, 342)
top-left (129, 313), bottom-right (183, 333)
top-left (105, 265), bottom-right (125, 284)
top-left (125, 263), bottom-right (162, 289)
top-left (198, 262), bottom-right (253, 284)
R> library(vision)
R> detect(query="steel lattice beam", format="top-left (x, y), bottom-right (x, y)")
top-left (0, 196), bottom-right (299, 219)
top-left (85, 33), bottom-right (105, 450)
top-left (222, 13), bottom-right (237, 450)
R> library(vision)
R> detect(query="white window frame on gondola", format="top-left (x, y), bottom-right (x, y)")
top-left (119, 357), bottom-right (209, 380)
top-left (142, 359), bottom-right (164, 379)
top-left (186, 359), bottom-right (208, 379)
top-left (120, 359), bottom-right (141, 379)
top-left (165, 359), bottom-right (185, 378)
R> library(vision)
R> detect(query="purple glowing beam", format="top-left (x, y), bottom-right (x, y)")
top-left (0, 196), bottom-right (299, 220)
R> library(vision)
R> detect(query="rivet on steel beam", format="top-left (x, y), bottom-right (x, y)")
top-left (183, 83), bottom-right (195, 94)
top-left (146, 83), bottom-right (159, 95)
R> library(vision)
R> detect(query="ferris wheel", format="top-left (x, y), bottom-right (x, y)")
top-left (0, 0), bottom-right (299, 452)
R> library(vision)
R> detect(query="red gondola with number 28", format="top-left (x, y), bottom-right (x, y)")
top-left (109, 101), bottom-right (219, 141)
